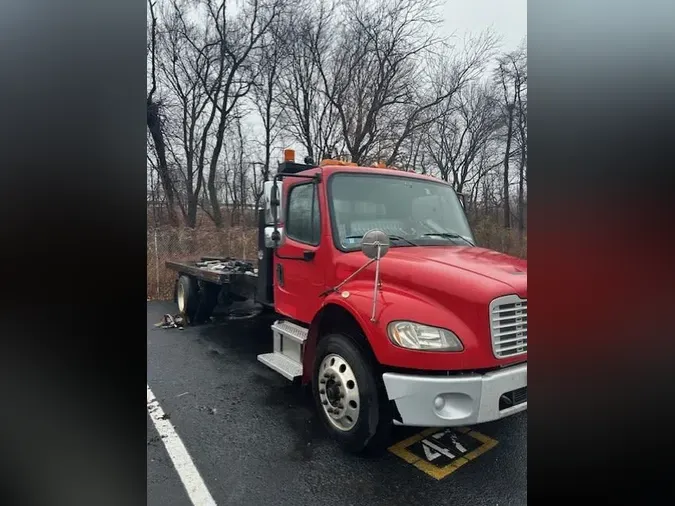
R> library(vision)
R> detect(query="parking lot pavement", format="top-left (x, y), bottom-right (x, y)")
top-left (147, 413), bottom-right (194, 506)
top-left (147, 300), bottom-right (527, 506)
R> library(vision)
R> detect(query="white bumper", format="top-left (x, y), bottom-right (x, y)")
top-left (382, 363), bottom-right (527, 426)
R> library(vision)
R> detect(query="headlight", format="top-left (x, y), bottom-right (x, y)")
top-left (387, 321), bottom-right (464, 351)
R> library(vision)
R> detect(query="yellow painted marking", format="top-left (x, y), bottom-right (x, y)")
top-left (387, 427), bottom-right (499, 480)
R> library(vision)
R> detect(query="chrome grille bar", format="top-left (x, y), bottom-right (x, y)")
top-left (490, 295), bottom-right (527, 358)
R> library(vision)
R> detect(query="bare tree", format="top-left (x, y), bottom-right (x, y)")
top-left (147, 0), bottom-right (179, 227)
top-left (311, 0), bottom-right (496, 166)
top-left (154, 0), bottom-right (222, 228)
top-left (313, 0), bottom-right (439, 163)
top-left (385, 32), bottom-right (499, 166)
top-left (221, 116), bottom-right (252, 226)
top-left (495, 45), bottom-right (526, 229)
top-left (201, 0), bottom-right (285, 228)
top-left (277, 0), bottom-right (340, 161)
top-left (150, 0), bottom-right (285, 228)
top-left (425, 81), bottom-right (500, 193)
top-left (251, 15), bottom-right (286, 197)
top-left (513, 43), bottom-right (527, 233)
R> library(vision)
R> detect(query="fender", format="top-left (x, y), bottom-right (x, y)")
top-left (301, 292), bottom-right (373, 384)
top-left (302, 280), bottom-right (501, 382)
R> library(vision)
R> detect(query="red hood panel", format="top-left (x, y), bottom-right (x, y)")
top-left (334, 246), bottom-right (527, 302)
top-left (384, 246), bottom-right (527, 298)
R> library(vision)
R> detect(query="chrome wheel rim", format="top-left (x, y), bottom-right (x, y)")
top-left (318, 353), bottom-right (360, 431)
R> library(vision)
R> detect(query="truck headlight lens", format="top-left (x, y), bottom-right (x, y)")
top-left (387, 321), bottom-right (464, 351)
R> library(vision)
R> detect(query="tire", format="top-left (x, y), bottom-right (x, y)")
top-left (176, 276), bottom-right (219, 325)
top-left (194, 282), bottom-right (219, 323)
top-left (176, 275), bottom-right (199, 324)
top-left (312, 333), bottom-right (392, 454)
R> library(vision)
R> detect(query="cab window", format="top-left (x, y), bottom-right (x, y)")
top-left (286, 183), bottom-right (320, 245)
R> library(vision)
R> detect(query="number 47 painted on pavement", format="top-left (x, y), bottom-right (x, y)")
top-left (421, 430), bottom-right (468, 461)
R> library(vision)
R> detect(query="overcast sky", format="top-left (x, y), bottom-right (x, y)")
top-left (441, 0), bottom-right (527, 53)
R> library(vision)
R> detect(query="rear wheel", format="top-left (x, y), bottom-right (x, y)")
top-left (176, 276), bottom-right (219, 324)
top-left (312, 333), bottom-right (392, 454)
top-left (194, 282), bottom-right (219, 323)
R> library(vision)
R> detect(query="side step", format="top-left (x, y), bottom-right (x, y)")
top-left (257, 320), bottom-right (308, 380)
top-left (257, 353), bottom-right (303, 381)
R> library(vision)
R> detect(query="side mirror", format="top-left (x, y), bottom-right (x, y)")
top-left (264, 226), bottom-right (284, 248)
top-left (263, 180), bottom-right (282, 225)
top-left (361, 229), bottom-right (390, 259)
top-left (270, 183), bottom-right (280, 208)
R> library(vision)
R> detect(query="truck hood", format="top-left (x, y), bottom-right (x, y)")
top-left (335, 245), bottom-right (527, 304)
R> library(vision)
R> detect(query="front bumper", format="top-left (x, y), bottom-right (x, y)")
top-left (382, 363), bottom-right (527, 426)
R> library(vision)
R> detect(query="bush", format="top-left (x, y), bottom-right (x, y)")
top-left (472, 218), bottom-right (527, 259)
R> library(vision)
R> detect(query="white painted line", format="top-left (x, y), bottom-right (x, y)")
top-left (422, 438), bottom-right (455, 459)
top-left (450, 435), bottom-right (468, 453)
top-left (422, 443), bottom-right (441, 461)
top-left (147, 385), bottom-right (217, 506)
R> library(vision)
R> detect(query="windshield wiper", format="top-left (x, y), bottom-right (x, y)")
top-left (422, 232), bottom-right (475, 246)
top-left (344, 234), bottom-right (418, 246)
top-left (388, 234), bottom-right (418, 246)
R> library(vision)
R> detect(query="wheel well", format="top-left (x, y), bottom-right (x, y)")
top-left (318, 304), bottom-right (363, 339)
top-left (302, 303), bottom-right (378, 385)
top-left (316, 304), bottom-right (378, 361)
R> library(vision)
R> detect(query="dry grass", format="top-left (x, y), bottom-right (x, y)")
top-left (147, 219), bottom-right (526, 300)
top-left (472, 220), bottom-right (527, 259)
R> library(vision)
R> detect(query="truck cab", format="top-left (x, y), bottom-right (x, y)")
top-left (254, 152), bottom-right (527, 453)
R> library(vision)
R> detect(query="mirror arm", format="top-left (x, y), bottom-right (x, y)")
top-left (371, 245), bottom-right (382, 322)
top-left (319, 257), bottom-right (376, 297)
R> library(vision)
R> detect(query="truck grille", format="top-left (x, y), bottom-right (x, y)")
top-left (489, 295), bottom-right (527, 358)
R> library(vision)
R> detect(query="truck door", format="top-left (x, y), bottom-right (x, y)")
top-left (274, 180), bottom-right (326, 323)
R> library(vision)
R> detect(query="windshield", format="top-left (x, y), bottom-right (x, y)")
top-left (328, 172), bottom-right (474, 251)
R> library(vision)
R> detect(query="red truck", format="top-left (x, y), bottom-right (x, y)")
top-left (167, 150), bottom-right (527, 454)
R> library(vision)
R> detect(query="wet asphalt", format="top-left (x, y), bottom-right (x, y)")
top-left (147, 300), bottom-right (527, 506)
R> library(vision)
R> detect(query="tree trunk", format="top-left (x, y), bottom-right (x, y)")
top-left (516, 106), bottom-right (526, 234)
top-left (517, 151), bottom-right (525, 233)
top-left (207, 172), bottom-right (223, 228)
top-left (502, 104), bottom-right (514, 229)
top-left (186, 194), bottom-right (198, 229)
top-left (147, 101), bottom-right (179, 227)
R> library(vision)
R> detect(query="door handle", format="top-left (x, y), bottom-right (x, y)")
top-left (303, 250), bottom-right (316, 261)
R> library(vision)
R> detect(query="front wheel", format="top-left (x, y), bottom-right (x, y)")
top-left (312, 333), bottom-right (392, 454)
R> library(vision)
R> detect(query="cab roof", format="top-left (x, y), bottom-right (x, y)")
top-left (290, 163), bottom-right (450, 186)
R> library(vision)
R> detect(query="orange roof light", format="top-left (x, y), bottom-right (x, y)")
top-left (320, 158), bottom-right (357, 167)
top-left (371, 161), bottom-right (398, 170)
top-left (283, 148), bottom-right (295, 162)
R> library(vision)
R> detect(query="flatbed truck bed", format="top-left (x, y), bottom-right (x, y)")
top-left (166, 256), bottom-right (269, 321)
top-left (165, 257), bottom-right (258, 285)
